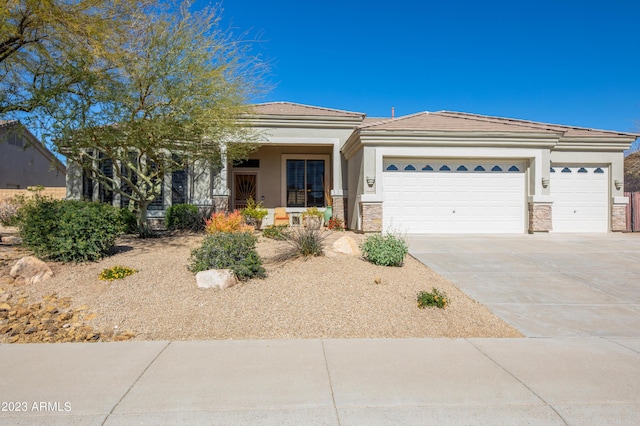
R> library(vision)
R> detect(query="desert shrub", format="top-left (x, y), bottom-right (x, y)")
top-left (326, 217), bottom-right (344, 231)
top-left (19, 199), bottom-right (121, 262)
top-left (360, 233), bottom-right (408, 267)
top-left (117, 208), bottom-right (138, 234)
top-left (205, 210), bottom-right (254, 234)
top-left (99, 265), bottom-right (137, 281)
top-left (417, 288), bottom-right (448, 309)
top-left (241, 198), bottom-right (268, 221)
top-left (287, 226), bottom-right (328, 257)
top-left (262, 224), bottom-right (290, 240)
top-left (0, 196), bottom-right (24, 226)
top-left (165, 204), bottom-right (201, 231)
top-left (189, 232), bottom-right (265, 280)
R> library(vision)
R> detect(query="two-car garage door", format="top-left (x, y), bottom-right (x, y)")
top-left (382, 159), bottom-right (609, 234)
top-left (382, 160), bottom-right (526, 233)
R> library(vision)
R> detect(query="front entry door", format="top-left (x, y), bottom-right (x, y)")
top-left (234, 173), bottom-right (256, 209)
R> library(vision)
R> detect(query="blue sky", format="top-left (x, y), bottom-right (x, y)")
top-left (212, 0), bottom-right (639, 136)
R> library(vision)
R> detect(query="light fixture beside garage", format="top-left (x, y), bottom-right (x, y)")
top-left (542, 177), bottom-right (549, 188)
top-left (366, 176), bottom-right (375, 187)
top-left (614, 180), bottom-right (623, 190)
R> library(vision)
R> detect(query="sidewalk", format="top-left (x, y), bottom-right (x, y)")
top-left (1, 337), bottom-right (640, 425)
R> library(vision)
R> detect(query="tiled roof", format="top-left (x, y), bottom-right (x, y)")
top-left (437, 111), bottom-right (637, 138)
top-left (359, 111), bottom-right (551, 133)
top-left (359, 110), bottom-right (637, 138)
top-left (251, 102), bottom-right (365, 118)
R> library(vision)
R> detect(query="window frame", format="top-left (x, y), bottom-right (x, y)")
top-left (280, 154), bottom-right (330, 208)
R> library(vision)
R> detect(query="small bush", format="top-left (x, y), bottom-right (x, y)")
top-left (189, 232), bottom-right (265, 280)
top-left (241, 198), bottom-right (268, 220)
top-left (360, 233), bottom-right (408, 267)
top-left (262, 224), bottom-right (290, 240)
top-left (302, 206), bottom-right (323, 218)
top-left (327, 217), bottom-right (344, 231)
top-left (287, 226), bottom-right (328, 257)
top-left (205, 210), bottom-right (254, 234)
top-left (0, 196), bottom-right (24, 226)
top-left (118, 208), bottom-right (139, 234)
top-left (417, 288), bottom-right (448, 309)
top-left (166, 204), bottom-right (201, 231)
top-left (19, 199), bottom-right (121, 262)
top-left (99, 265), bottom-right (137, 281)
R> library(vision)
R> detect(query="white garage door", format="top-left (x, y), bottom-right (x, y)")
top-left (382, 160), bottom-right (526, 233)
top-left (550, 165), bottom-right (608, 232)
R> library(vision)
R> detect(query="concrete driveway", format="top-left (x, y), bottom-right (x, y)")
top-left (408, 233), bottom-right (640, 337)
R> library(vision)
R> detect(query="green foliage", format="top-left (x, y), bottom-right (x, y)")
top-left (189, 232), bottom-right (265, 280)
top-left (417, 288), bottom-right (449, 309)
top-left (99, 265), bottom-right (137, 281)
top-left (302, 206), bottom-right (323, 218)
top-left (360, 233), bottom-right (408, 267)
top-left (18, 199), bottom-right (121, 262)
top-left (241, 198), bottom-right (268, 220)
top-left (262, 224), bottom-right (290, 240)
top-left (286, 227), bottom-right (327, 257)
top-left (118, 208), bottom-right (138, 234)
top-left (165, 204), bottom-right (201, 231)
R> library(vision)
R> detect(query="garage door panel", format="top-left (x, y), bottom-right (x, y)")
top-left (551, 165), bottom-right (608, 232)
top-left (382, 160), bottom-right (526, 234)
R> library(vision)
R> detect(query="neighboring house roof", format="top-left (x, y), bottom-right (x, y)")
top-left (251, 102), bottom-right (365, 118)
top-left (0, 120), bottom-right (66, 176)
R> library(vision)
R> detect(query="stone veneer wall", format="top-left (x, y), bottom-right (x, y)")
top-left (212, 195), bottom-right (229, 213)
top-left (360, 202), bottom-right (382, 232)
top-left (332, 196), bottom-right (345, 221)
top-left (528, 203), bottom-right (552, 233)
top-left (611, 204), bottom-right (626, 232)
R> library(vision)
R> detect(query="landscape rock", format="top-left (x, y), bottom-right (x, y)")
top-left (195, 269), bottom-right (238, 290)
top-left (2, 236), bottom-right (22, 245)
top-left (332, 235), bottom-right (361, 256)
top-left (9, 256), bottom-right (53, 285)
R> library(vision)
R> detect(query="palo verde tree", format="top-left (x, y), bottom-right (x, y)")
top-left (1, 0), bottom-right (152, 115)
top-left (45, 2), bottom-right (268, 236)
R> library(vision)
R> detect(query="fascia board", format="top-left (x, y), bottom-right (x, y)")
top-left (555, 136), bottom-right (636, 151)
top-left (341, 130), bottom-right (363, 160)
top-left (244, 115), bottom-right (363, 130)
top-left (358, 132), bottom-right (559, 149)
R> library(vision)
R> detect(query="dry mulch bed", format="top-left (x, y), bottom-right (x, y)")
top-left (0, 227), bottom-right (522, 342)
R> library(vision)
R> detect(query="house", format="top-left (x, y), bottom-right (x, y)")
top-left (66, 102), bottom-right (638, 233)
top-left (0, 120), bottom-right (66, 189)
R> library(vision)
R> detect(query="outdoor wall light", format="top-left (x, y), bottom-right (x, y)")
top-left (366, 176), bottom-right (375, 187)
top-left (614, 180), bottom-right (623, 190)
top-left (541, 177), bottom-right (549, 188)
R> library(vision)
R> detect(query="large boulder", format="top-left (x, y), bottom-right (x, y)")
top-left (332, 235), bottom-right (361, 256)
top-left (195, 269), bottom-right (238, 290)
top-left (10, 256), bottom-right (53, 285)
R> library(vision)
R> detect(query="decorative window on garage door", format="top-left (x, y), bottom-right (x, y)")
top-left (383, 160), bottom-right (525, 173)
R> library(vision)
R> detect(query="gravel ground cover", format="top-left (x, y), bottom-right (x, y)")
top-left (0, 227), bottom-right (522, 341)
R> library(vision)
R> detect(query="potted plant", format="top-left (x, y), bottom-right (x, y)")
top-left (241, 198), bottom-right (268, 230)
top-left (302, 206), bottom-right (323, 229)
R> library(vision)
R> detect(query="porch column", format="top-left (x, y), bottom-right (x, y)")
top-left (209, 145), bottom-right (230, 212)
top-left (65, 161), bottom-right (83, 200)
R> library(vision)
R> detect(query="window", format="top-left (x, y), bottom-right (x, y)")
top-left (508, 165), bottom-right (520, 172)
top-left (7, 133), bottom-right (23, 147)
top-left (457, 165), bottom-right (468, 171)
top-left (284, 157), bottom-right (328, 208)
top-left (404, 164), bottom-right (416, 171)
top-left (561, 167), bottom-right (572, 173)
top-left (439, 165), bottom-right (451, 171)
top-left (474, 165), bottom-right (485, 172)
top-left (172, 168), bottom-right (188, 205)
top-left (491, 165), bottom-right (502, 172)
top-left (594, 167), bottom-right (604, 174)
top-left (386, 164), bottom-right (398, 171)
top-left (422, 165), bottom-right (433, 171)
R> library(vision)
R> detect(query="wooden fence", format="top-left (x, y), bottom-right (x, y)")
top-left (625, 192), bottom-right (640, 232)
top-left (0, 187), bottom-right (66, 202)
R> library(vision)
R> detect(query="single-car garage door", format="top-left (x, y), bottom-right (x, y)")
top-left (550, 165), bottom-right (608, 232)
top-left (382, 160), bottom-right (526, 233)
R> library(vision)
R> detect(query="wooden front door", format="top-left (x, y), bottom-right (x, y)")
top-left (234, 173), bottom-right (256, 209)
